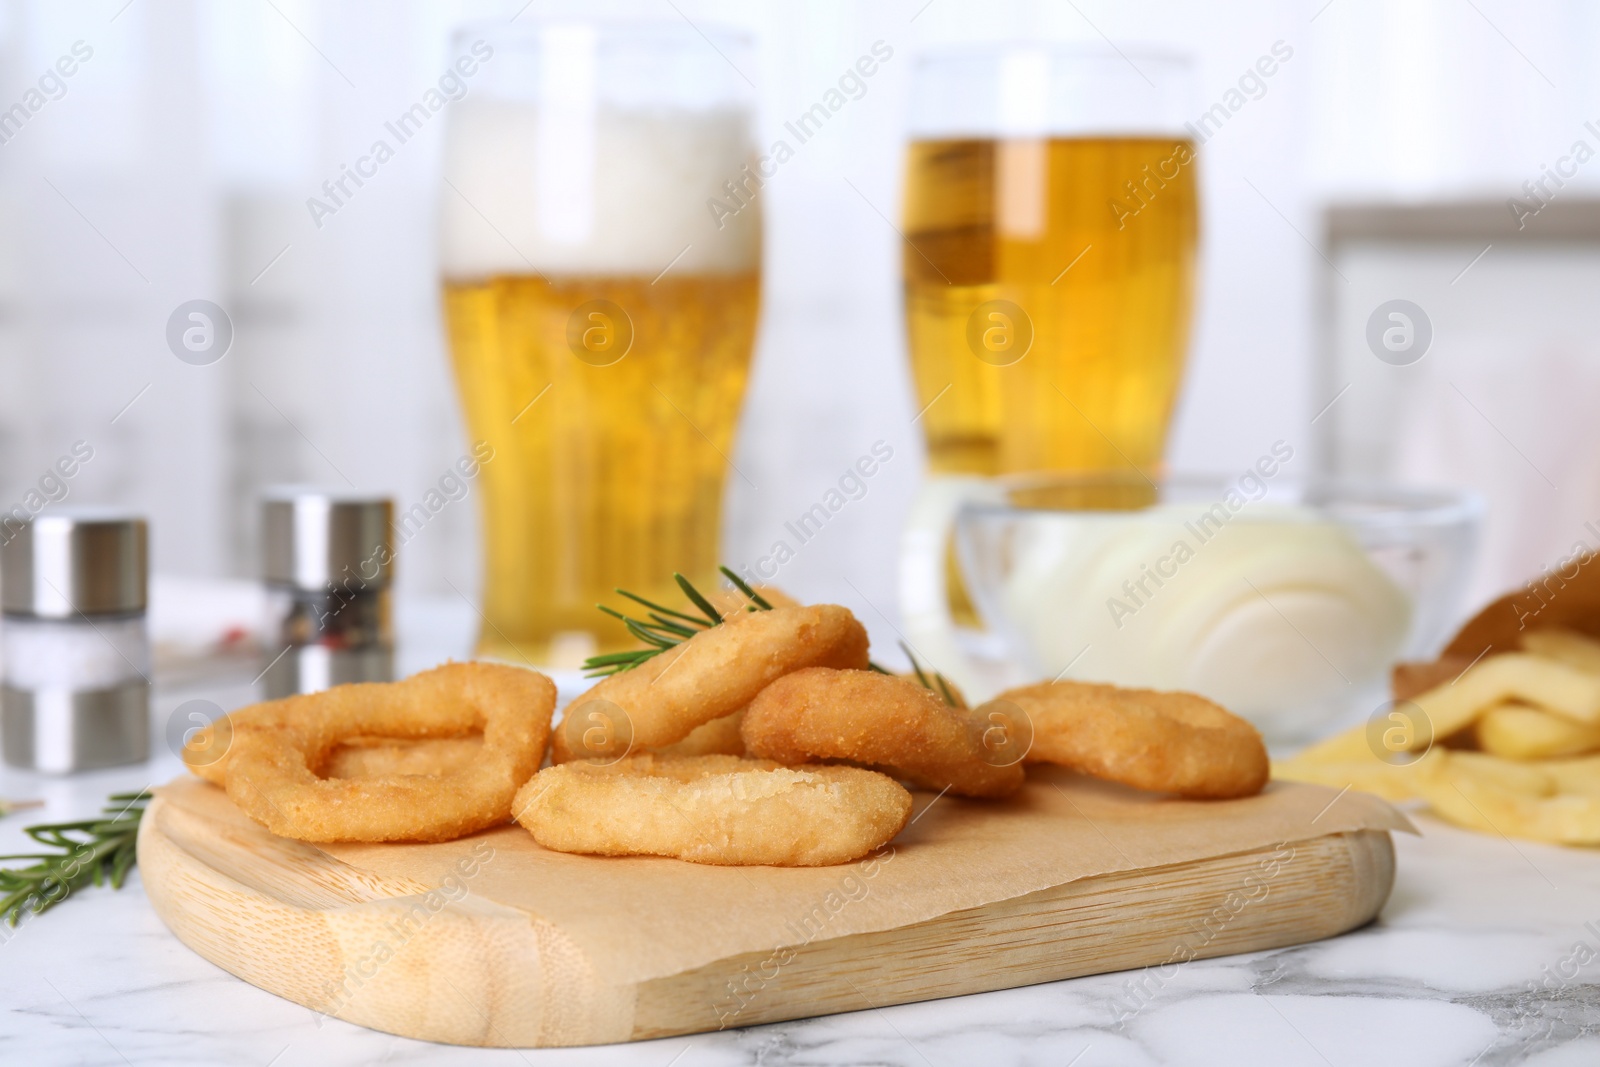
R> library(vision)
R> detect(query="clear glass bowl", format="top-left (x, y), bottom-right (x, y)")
top-left (955, 474), bottom-right (1482, 744)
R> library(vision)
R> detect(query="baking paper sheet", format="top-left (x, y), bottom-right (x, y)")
top-left (159, 768), bottom-right (1410, 988)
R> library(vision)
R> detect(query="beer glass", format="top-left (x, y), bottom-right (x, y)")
top-left (902, 45), bottom-right (1198, 476)
top-left (440, 22), bottom-right (761, 664)
top-left (899, 46), bottom-right (1199, 689)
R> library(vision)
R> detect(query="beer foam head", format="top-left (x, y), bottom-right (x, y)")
top-left (441, 101), bottom-right (761, 278)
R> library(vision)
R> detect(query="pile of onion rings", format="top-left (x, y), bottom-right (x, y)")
top-left (186, 582), bottom-right (1271, 864)
top-left (550, 603), bottom-right (869, 764)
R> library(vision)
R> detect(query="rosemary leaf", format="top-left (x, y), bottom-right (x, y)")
top-left (597, 607), bottom-right (679, 649)
top-left (584, 650), bottom-right (651, 667)
top-left (674, 573), bottom-right (724, 627)
top-left (614, 589), bottom-right (713, 629)
top-left (719, 566), bottom-right (774, 610)
top-left (621, 619), bottom-right (679, 650)
top-left (902, 641), bottom-right (934, 690)
top-left (936, 674), bottom-right (964, 709)
top-left (644, 613), bottom-right (702, 639)
top-left (898, 641), bottom-right (963, 708)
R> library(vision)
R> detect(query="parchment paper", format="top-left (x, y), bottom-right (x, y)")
top-left (159, 769), bottom-right (1410, 988)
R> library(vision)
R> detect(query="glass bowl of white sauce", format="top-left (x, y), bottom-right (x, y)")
top-left (909, 473), bottom-right (1481, 747)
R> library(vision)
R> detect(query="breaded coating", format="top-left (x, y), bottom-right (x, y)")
top-left (743, 668), bottom-right (1025, 799)
top-left (997, 681), bottom-right (1268, 799)
top-left (654, 710), bottom-right (747, 758)
top-left (319, 735), bottom-right (485, 779)
top-left (514, 754), bottom-right (911, 866)
top-left (205, 662), bottom-right (555, 843)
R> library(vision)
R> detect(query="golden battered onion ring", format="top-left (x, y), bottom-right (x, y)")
top-left (218, 662), bottom-right (555, 842)
top-left (742, 668), bottom-right (1024, 798)
top-left (997, 681), bottom-right (1268, 799)
top-left (184, 727), bottom-right (234, 787)
top-left (654, 710), bottom-right (746, 758)
top-left (551, 604), bottom-right (869, 763)
top-left (896, 672), bottom-right (967, 709)
top-left (183, 702), bottom-right (274, 787)
top-left (513, 754), bottom-right (910, 866)
top-left (320, 735), bottom-right (485, 779)
top-left (186, 748), bottom-right (230, 790)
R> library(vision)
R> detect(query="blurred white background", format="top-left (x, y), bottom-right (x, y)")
top-left (0, 0), bottom-right (1594, 638)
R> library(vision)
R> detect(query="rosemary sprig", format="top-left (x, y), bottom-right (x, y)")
top-left (0, 790), bottom-right (149, 926)
top-left (582, 568), bottom-right (964, 707)
top-left (583, 567), bottom-right (754, 677)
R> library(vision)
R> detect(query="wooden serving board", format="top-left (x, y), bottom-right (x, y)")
top-left (140, 772), bottom-right (1406, 1048)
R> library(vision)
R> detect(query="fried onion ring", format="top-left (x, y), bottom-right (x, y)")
top-left (654, 710), bottom-right (746, 758)
top-left (319, 735), bottom-right (485, 779)
top-left (513, 754), bottom-right (910, 866)
top-left (183, 702), bottom-right (273, 786)
top-left (551, 604), bottom-right (869, 763)
top-left (742, 668), bottom-right (1024, 798)
top-left (218, 662), bottom-right (555, 842)
top-left (997, 681), bottom-right (1268, 799)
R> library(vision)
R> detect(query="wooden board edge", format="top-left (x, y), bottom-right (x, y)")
top-left (139, 790), bottom-right (1394, 1049)
top-left (629, 830), bottom-right (1394, 1040)
top-left (138, 795), bottom-right (636, 1047)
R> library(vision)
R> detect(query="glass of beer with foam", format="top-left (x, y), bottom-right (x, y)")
top-left (440, 22), bottom-right (760, 665)
top-left (898, 46), bottom-right (1199, 675)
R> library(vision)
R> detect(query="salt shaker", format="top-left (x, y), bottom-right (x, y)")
top-left (261, 489), bottom-right (394, 698)
top-left (0, 511), bottom-right (150, 772)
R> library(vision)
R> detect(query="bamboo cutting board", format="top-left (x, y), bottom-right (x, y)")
top-left (140, 771), bottom-right (1407, 1048)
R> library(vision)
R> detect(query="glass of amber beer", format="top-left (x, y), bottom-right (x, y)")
top-left (440, 22), bottom-right (761, 664)
top-left (903, 45), bottom-right (1197, 476)
top-left (898, 46), bottom-right (1199, 687)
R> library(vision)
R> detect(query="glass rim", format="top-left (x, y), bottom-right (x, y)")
top-left (911, 41), bottom-right (1194, 70)
top-left (906, 41), bottom-right (1197, 138)
top-left (959, 472), bottom-right (1484, 529)
top-left (450, 16), bottom-right (753, 52)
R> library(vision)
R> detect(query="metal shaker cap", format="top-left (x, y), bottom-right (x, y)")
top-left (262, 488), bottom-right (393, 590)
top-left (0, 509), bottom-right (148, 617)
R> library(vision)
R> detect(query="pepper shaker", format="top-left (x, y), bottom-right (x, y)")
top-left (0, 511), bottom-right (150, 772)
top-left (261, 489), bottom-right (394, 698)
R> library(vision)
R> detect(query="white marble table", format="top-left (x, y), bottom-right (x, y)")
top-left (2, 612), bottom-right (1598, 1066)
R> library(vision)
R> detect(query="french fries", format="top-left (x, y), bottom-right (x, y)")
top-left (1521, 627), bottom-right (1600, 676)
top-left (1417, 653), bottom-right (1600, 731)
top-left (1476, 703), bottom-right (1600, 760)
top-left (1275, 626), bottom-right (1600, 845)
top-left (1411, 750), bottom-right (1600, 846)
top-left (1535, 753), bottom-right (1600, 796)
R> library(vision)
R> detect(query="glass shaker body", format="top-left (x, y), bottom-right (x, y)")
top-left (259, 490), bottom-right (394, 698)
top-left (0, 513), bottom-right (150, 772)
top-left (261, 582), bottom-right (394, 697)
